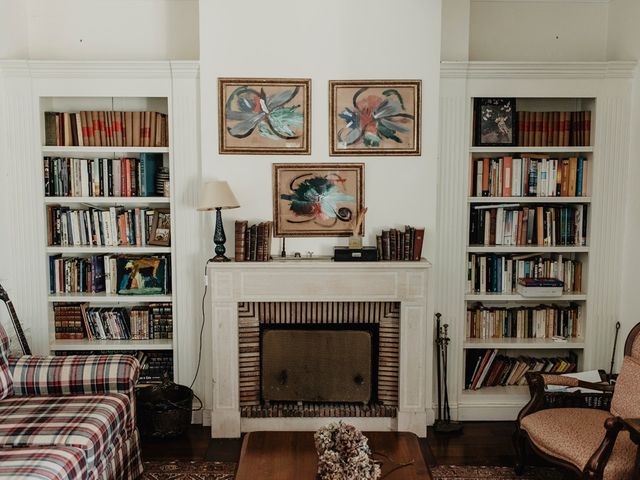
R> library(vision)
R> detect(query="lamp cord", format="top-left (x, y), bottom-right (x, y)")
top-left (189, 260), bottom-right (211, 390)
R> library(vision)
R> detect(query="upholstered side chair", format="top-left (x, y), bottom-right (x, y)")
top-left (515, 322), bottom-right (640, 479)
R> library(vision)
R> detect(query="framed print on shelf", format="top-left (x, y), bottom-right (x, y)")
top-left (272, 163), bottom-right (364, 237)
top-left (474, 97), bottom-right (517, 146)
top-left (329, 80), bottom-right (421, 156)
top-left (148, 209), bottom-right (171, 246)
top-left (218, 78), bottom-right (311, 155)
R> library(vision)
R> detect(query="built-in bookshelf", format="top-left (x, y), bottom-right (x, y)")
top-left (40, 95), bottom-right (176, 382)
top-left (462, 97), bottom-right (594, 413)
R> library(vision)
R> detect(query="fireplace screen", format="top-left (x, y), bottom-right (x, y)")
top-left (262, 329), bottom-right (372, 403)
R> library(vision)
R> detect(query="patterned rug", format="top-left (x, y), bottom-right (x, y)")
top-left (142, 461), bottom-right (563, 479)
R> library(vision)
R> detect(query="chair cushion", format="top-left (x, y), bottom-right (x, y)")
top-left (611, 355), bottom-right (640, 418)
top-left (521, 408), bottom-right (637, 480)
top-left (0, 446), bottom-right (87, 480)
top-left (0, 393), bottom-right (129, 471)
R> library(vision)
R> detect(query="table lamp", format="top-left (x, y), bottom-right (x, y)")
top-left (197, 180), bottom-right (240, 262)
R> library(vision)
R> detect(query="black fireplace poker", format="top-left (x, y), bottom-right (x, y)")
top-left (434, 313), bottom-right (463, 434)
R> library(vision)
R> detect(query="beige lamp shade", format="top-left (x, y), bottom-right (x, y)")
top-left (197, 180), bottom-right (240, 211)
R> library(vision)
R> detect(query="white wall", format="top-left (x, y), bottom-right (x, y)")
top-left (0, 0), bottom-right (29, 58)
top-left (441, 0), bottom-right (470, 61)
top-left (607, 0), bottom-right (640, 366)
top-left (199, 0), bottom-right (442, 260)
top-left (469, 0), bottom-right (609, 61)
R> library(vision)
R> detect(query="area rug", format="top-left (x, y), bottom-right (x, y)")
top-left (142, 461), bottom-right (563, 479)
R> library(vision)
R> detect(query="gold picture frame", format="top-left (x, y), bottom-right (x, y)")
top-left (148, 209), bottom-right (171, 246)
top-left (219, 78), bottom-right (311, 155)
top-left (272, 163), bottom-right (364, 237)
top-left (329, 80), bottom-right (421, 156)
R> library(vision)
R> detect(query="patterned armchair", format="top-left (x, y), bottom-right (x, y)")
top-left (515, 322), bottom-right (640, 479)
top-left (0, 322), bottom-right (143, 480)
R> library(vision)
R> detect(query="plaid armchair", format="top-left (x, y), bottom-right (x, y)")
top-left (0, 323), bottom-right (143, 480)
top-left (515, 322), bottom-right (640, 480)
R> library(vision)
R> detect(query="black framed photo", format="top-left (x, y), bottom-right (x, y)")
top-left (474, 98), bottom-right (517, 146)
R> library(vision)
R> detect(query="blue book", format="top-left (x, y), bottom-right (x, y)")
top-left (139, 153), bottom-right (162, 197)
top-left (576, 157), bottom-right (584, 197)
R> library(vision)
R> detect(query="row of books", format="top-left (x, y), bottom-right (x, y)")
top-left (44, 111), bottom-right (168, 147)
top-left (47, 206), bottom-right (159, 247)
top-left (516, 110), bottom-right (591, 147)
top-left (467, 254), bottom-right (582, 294)
top-left (52, 350), bottom-right (173, 384)
top-left (469, 205), bottom-right (587, 247)
top-left (44, 155), bottom-right (164, 198)
top-left (48, 254), bottom-right (171, 295)
top-left (234, 221), bottom-right (273, 262)
top-left (472, 156), bottom-right (589, 198)
top-left (53, 304), bottom-right (85, 339)
top-left (130, 303), bottom-right (173, 340)
top-left (375, 226), bottom-right (425, 261)
top-left (466, 303), bottom-right (582, 340)
top-left (465, 349), bottom-right (577, 390)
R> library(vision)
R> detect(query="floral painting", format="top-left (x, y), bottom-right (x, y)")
top-left (329, 80), bottom-right (421, 156)
top-left (474, 97), bottom-right (516, 146)
top-left (273, 163), bottom-right (364, 237)
top-left (219, 78), bottom-right (311, 155)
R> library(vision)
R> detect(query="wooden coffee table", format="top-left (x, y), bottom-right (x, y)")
top-left (235, 431), bottom-right (432, 480)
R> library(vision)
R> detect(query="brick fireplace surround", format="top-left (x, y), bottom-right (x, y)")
top-left (206, 260), bottom-right (432, 438)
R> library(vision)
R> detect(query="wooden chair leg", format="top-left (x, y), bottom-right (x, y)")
top-left (513, 426), bottom-right (527, 475)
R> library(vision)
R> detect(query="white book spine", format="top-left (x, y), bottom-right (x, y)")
top-left (109, 207), bottom-right (118, 246)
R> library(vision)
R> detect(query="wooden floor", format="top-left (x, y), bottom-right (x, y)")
top-left (141, 421), bottom-right (533, 467)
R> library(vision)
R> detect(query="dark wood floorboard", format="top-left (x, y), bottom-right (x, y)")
top-left (141, 421), bottom-right (551, 468)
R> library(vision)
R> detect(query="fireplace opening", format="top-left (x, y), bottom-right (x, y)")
top-left (238, 301), bottom-right (399, 418)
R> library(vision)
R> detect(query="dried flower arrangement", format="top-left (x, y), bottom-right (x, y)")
top-left (314, 422), bottom-right (382, 480)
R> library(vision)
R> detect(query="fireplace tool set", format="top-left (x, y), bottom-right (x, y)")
top-left (434, 313), bottom-right (463, 433)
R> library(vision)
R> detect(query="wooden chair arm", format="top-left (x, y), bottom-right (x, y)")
top-left (517, 372), bottom-right (547, 422)
top-left (584, 417), bottom-right (625, 478)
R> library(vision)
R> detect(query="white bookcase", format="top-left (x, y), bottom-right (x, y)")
top-left (437, 62), bottom-right (635, 421)
top-left (38, 95), bottom-right (177, 381)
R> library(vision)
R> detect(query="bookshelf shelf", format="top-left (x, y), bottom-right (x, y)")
top-left (460, 385), bottom-right (530, 402)
top-left (44, 197), bottom-right (170, 205)
top-left (47, 293), bottom-right (173, 303)
top-left (468, 196), bottom-right (591, 204)
top-left (463, 338), bottom-right (585, 349)
top-left (50, 339), bottom-right (173, 351)
top-left (42, 146), bottom-right (170, 154)
top-left (469, 146), bottom-right (593, 154)
top-left (464, 292), bottom-right (587, 302)
top-left (467, 246), bottom-right (589, 253)
top-left (46, 246), bottom-right (172, 254)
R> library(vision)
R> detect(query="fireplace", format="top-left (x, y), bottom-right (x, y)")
top-left (207, 260), bottom-right (431, 437)
top-left (238, 302), bottom-right (399, 418)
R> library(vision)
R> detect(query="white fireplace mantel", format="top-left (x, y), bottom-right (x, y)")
top-left (206, 260), bottom-right (432, 438)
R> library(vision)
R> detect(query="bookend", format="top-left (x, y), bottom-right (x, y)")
top-left (434, 313), bottom-right (463, 434)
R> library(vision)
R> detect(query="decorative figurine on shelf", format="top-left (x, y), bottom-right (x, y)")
top-left (434, 313), bottom-right (463, 434)
top-left (197, 180), bottom-right (240, 262)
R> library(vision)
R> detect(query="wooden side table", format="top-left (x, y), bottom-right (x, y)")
top-left (235, 431), bottom-right (432, 480)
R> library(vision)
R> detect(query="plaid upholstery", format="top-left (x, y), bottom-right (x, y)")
top-left (0, 323), bottom-right (9, 356)
top-left (0, 447), bottom-right (87, 480)
top-left (89, 430), bottom-right (143, 480)
top-left (0, 394), bottom-right (130, 471)
top-left (8, 354), bottom-right (139, 407)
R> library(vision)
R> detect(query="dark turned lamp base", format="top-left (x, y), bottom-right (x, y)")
top-left (211, 207), bottom-right (231, 262)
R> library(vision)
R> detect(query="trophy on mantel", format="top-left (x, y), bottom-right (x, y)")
top-left (434, 312), bottom-right (462, 433)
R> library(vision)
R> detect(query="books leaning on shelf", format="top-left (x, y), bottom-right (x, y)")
top-left (53, 303), bottom-right (86, 339)
top-left (466, 302), bottom-right (581, 340)
top-left (47, 206), bottom-right (158, 247)
top-left (467, 253), bottom-right (582, 294)
top-left (516, 277), bottom-right (564, 298)
top-left (471, 156), bottom-right (589, 198)
top-left (465, 349), bottom-right (578, 390)
top-left (516, 110), bottom-right (591, 147)
top-left (234, 221), bottom-right (273, 262)
top-left (48, 254), bottom-right (171, 295)
top-left (44, 111), bottom-right (168, 147)
top-left (469, 204), bottom-right (587, 247)
top-left (376, 226), bottom-right (425, 261)
top-left (44, 154), bottom-right (164, 198)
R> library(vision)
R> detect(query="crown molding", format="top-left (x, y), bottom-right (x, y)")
top-left (0, 60), bottom-right (30, 77)
top-left (25, 61), bottom-right (172, 79)
top-left (440, 61), bottom-right (637, 79)
top-left (170, 61), bottom-right (200, 79)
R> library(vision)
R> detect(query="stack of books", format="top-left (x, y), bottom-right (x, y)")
top-left (81, 306), bottom-right (131, 340)
top-left (234, 221), bottom-right (273, 262)
top-left (465, 349), bottom-right (577, 390)
top-left (516, 110), bottom-right (591, 147)
top-left (376, 226), bottom-right (425, 261)
top-left (517, 277), bottom-right (564, 297)
top-left (44, 111), bottom-right (169, 147)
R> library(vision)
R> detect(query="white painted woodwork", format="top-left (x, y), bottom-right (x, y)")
top-left (438, 61), bottom-right (635, 421)
top-left (207, 260), bottom-right (432, 438)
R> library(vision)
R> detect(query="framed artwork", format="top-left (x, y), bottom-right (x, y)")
top-left (148, 209), bottom-right (171, 246)
top-left (116, 257), bottom-right (168, 295)
top-left (474, 97), bottom-right (517, 146)
top-left (272, 163), bottom-right (364, 237)
top-left (329, 80), bottom-right (421, 156)
top-left (218, 78), bottom-right (311, 155)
